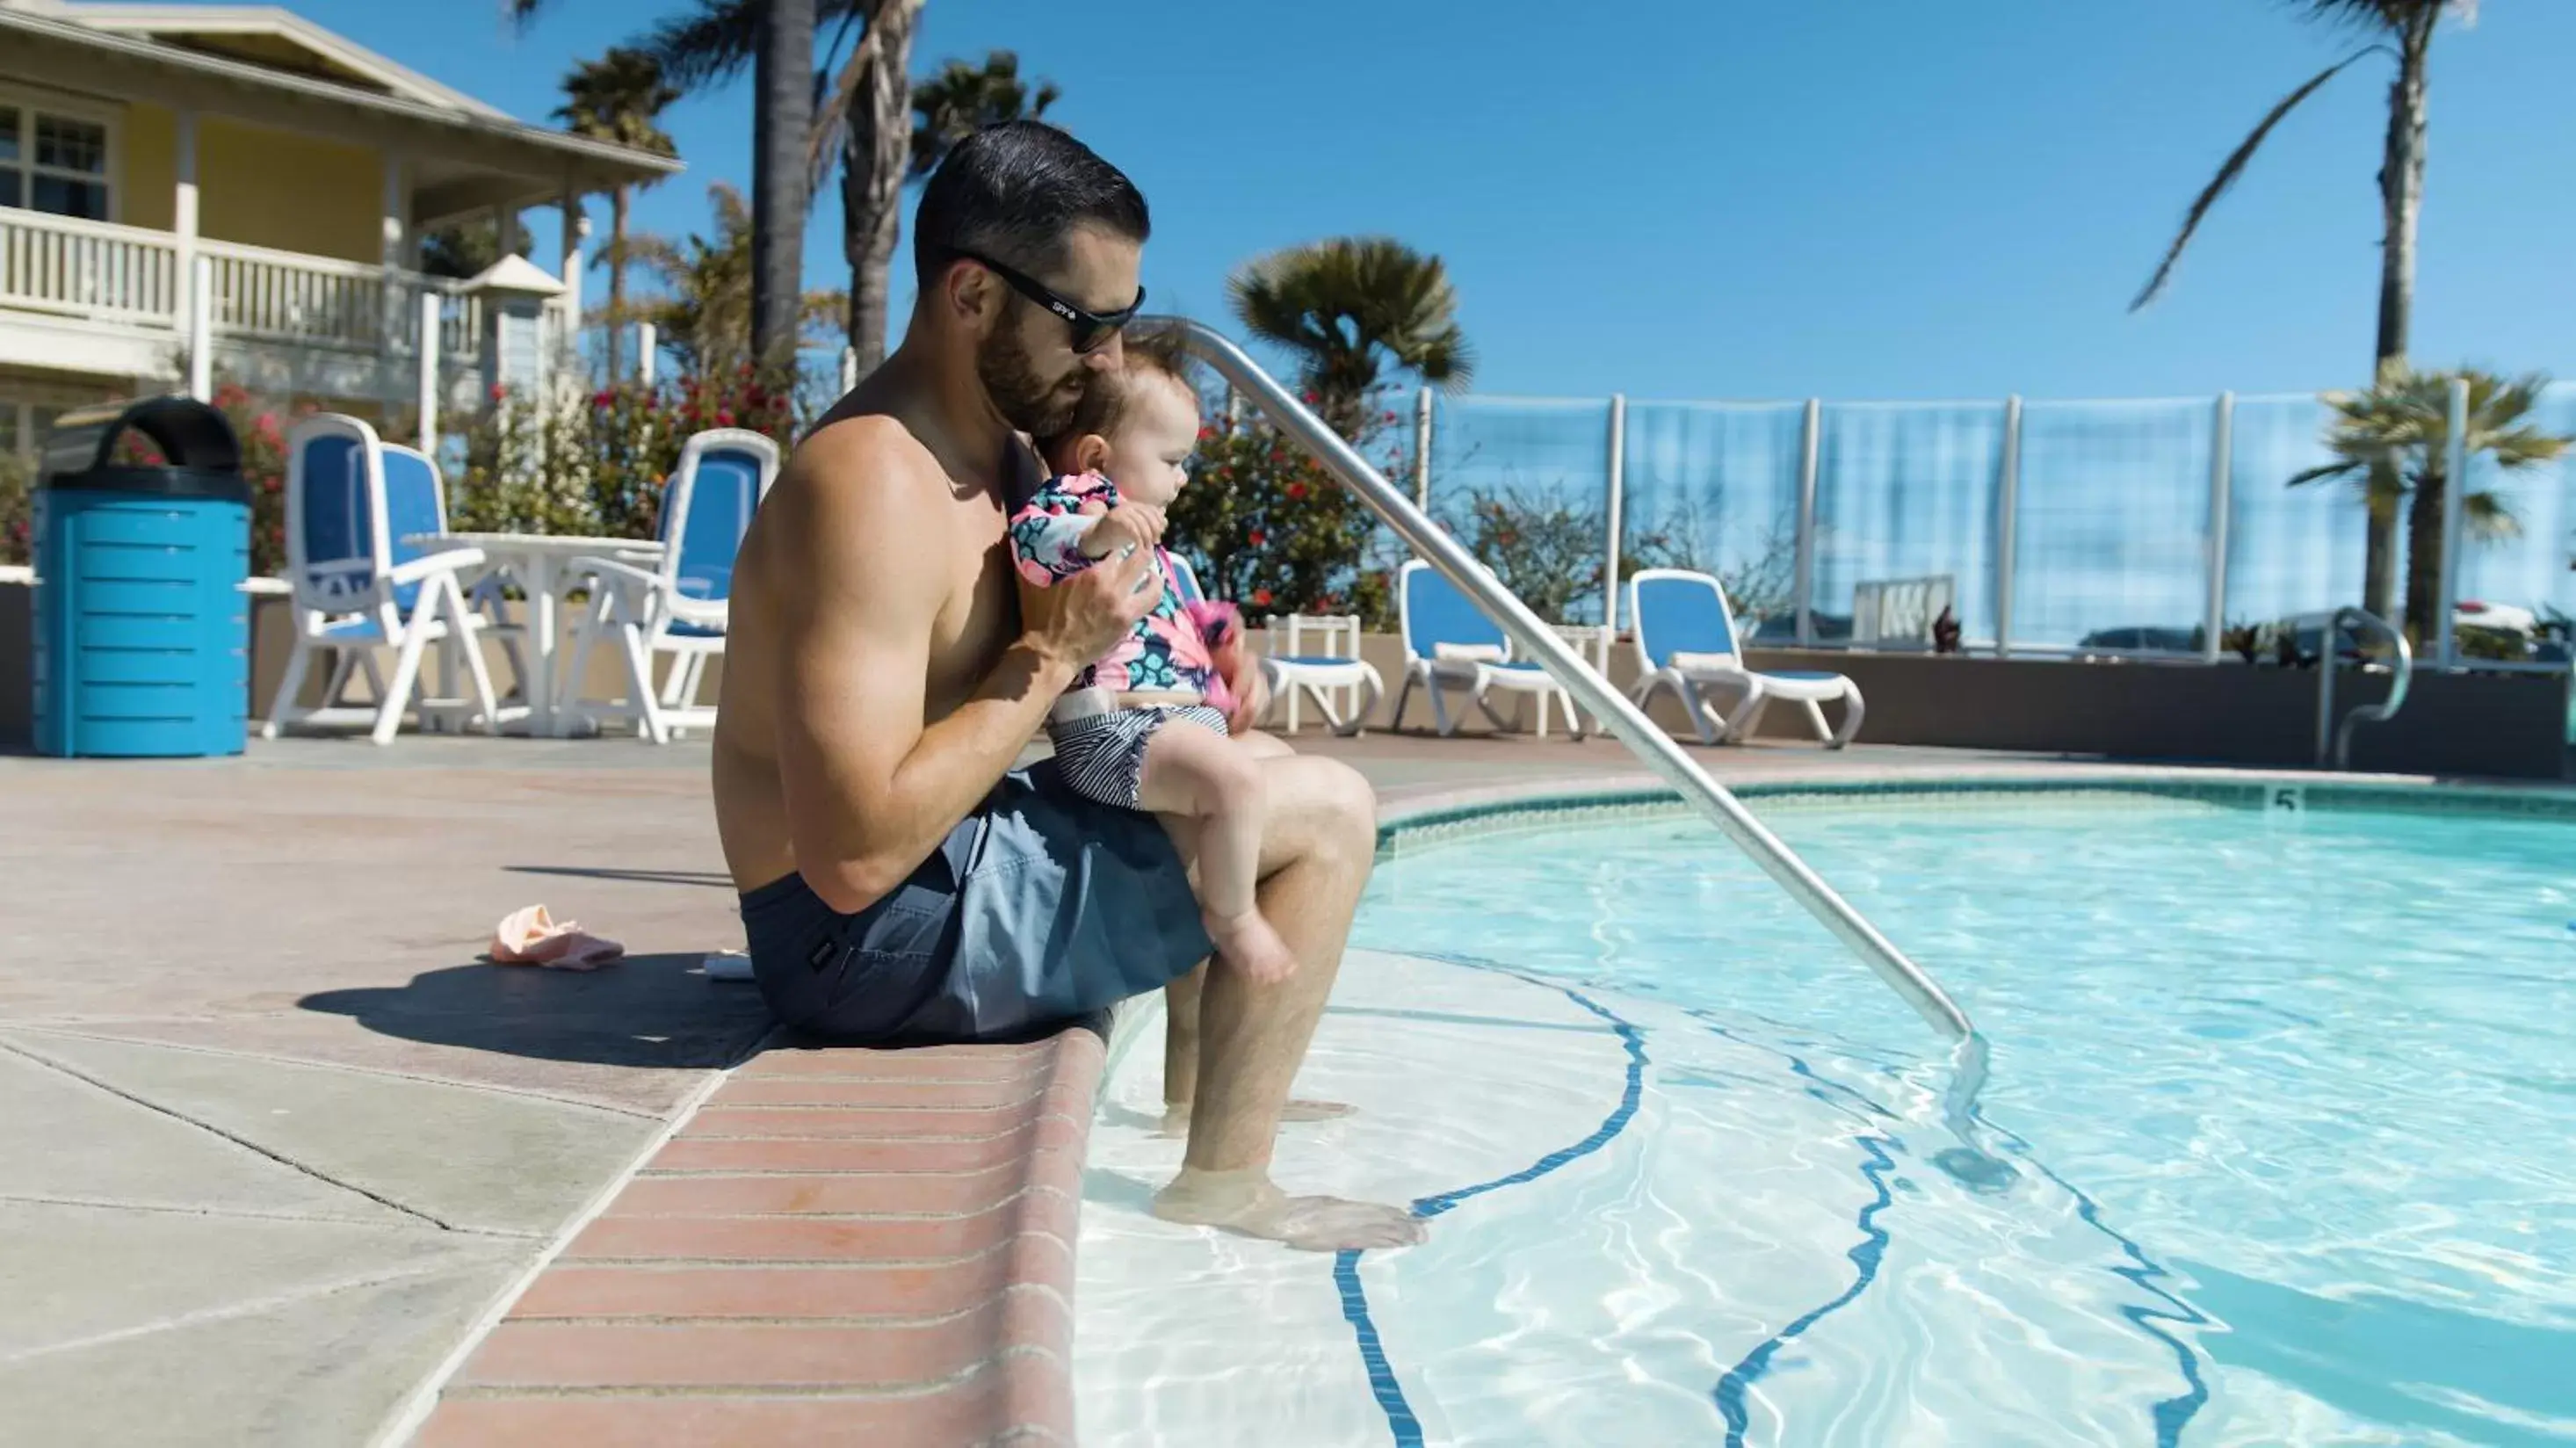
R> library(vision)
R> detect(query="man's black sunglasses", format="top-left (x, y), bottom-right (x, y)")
top-left (954, 249), bottom-right (1144, 354)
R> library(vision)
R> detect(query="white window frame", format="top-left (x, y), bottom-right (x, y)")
top-left (0, 83), bottom-right (122, 226)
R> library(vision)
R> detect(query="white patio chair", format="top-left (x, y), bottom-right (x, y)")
top-left (261, 415), bottom-right (504, 745)
top-left (1391, 559), bottom-right (1585, 739)
top-left (1626, 567), bottom-right (1863, 748)
top-left (1262, 611), bottom-right (1381, 736)
top-left (564, 429), bottom-right (779, 743)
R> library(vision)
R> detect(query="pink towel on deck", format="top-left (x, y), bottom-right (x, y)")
top-left (490, 905), bottom-right (624, 971)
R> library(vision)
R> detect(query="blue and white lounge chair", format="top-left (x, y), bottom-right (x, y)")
top-left (1392, 559), bottom-right (1585, 739)
top-left (566, 429), bottom-right (779, 742)
top-left (1626, 567), bottom-right (1863, 748)
top-left (263, 414), bottom-right (504, 745)
top-left (1164, 548), bottom-right (1206, 605)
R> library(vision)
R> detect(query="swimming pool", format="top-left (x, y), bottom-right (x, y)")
top-left (1077, 782), bottom-right (2576, 1446)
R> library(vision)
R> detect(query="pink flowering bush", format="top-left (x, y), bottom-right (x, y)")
top-left (457, 364), bottom-right (803, 539)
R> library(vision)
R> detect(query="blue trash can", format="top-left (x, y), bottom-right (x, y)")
top-left (32, 395), bottom-right (252, 758)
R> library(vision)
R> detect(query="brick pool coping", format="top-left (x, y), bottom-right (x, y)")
top-left (414, 1030), bottom-right (1098, 1446)
top-left (403, 757), bottom-right (2576, 1445)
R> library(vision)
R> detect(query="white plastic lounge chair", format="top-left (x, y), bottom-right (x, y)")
top-left (262, 415), bottom-right (504, 745)
top-left (1261, 610), bottom-right (1380, 736)
top-left (1392, 559), bottom-right (1586, 739)
top-left (565, 429), bottom-right (779, 743)
top-left (1171, 551), bottom-right (1382, 736)
top-left (1626, 567), bottom-right (1863, 748)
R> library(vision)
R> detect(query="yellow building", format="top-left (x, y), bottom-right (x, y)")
top-left (0, 0), bottom-right (680, 461)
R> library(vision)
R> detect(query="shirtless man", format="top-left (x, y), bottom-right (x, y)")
top-left (711, 121), bottom-right (1422, 1251)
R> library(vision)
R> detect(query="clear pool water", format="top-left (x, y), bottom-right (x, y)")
top-left (1353, 791), bottom-right (2576, 1446)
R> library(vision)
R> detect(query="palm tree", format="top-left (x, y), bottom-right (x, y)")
top-left (626, 1), bottom-right (932, 380)
top-left (621, 182), bottom-right (847, 375)
top-left (555, 47), bottom-right (681, 381)
top-left (1228, 237), bottom-right (1473, 440)
top-left (515, 0), bottom-right (817, 380)
top-left (2290, 366), bottom-right (2568, 642)
top-left (2132, 0), bottom-right (2476, 617)
top-left (819, 0), bottom-right (922, 380)
top-left (909, 50), bottom-right (1060, 177)
top-left (814, 47), bottom-right (1061, 377)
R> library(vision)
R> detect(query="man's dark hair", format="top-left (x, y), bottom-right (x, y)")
top-left (913, 120), bottom-right (1149, 286)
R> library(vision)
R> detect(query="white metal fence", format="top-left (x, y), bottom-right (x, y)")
top-left (1417, 384), bottom-right (2576, 668)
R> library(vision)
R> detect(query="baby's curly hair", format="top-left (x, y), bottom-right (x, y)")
top-left (1035, 324), bottom-right (1198, 466)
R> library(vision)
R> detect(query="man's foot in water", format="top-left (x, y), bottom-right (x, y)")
top-left (1151, 1168), bottom-right (1424, 1251)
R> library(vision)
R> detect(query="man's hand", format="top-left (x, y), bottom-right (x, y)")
top-left (1078, 503), bottom-right (1168, 561)
top-left (1022, 541), bottom-right (1162, 671)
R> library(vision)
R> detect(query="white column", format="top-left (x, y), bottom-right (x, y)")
top-left (839, 345), bottom-right (858, 395)
top-left (2435, 376), bottom-right (2471, 670)
top-left (380, 154), bottom-right (408, 360)
top-left (636, 322), bottom-right (656, 387)
top-left (186, 255), bottom-right (213, 402)
top-left (172, 108), bottom-right (199, 329)
top-left (1994, 395), bottom-right (2023, 657)
top-left (1413, 387), bottom-right (1434, 510)
top-left (2203, 391), bottom-right (2234, 663)
top-left (1603, 394), bottom-right (1626, 639)
top-left (417, 289), bottom-right (441, 452)
top-left (1792, 398), bottom-right (1820, 648)
top-left (557, 192), bottom-right (589, 359)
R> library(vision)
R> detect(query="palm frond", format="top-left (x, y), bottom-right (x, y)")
top-left (2463, 488), bottom-right (2519, 541)
top-left (2285, 460), bottom-right (2364, 489)
top-left (638, 0), bottom-right (868, 93)
top-left (2131, 47), bottom-right (2380, 311)
top-left (1227, 236), bottom-right (1474, 424)
top-left (555, 47), bottom-right (682, 159)
top-left (907, 49), bottom-right (1060, 178)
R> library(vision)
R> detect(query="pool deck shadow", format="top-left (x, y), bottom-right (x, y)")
top-left (299, 952), bottom-right (772, 1073)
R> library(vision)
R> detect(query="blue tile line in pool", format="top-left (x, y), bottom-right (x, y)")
top-left (1710, 1130), bottom-right (1900, 1446)
top-left (1679, 1004), bottom-right (2215, 1448)
top-left (1332, 983), bottom-right (1649, 1448)
top-left (1986, 1119), bottom-right (2215, 1446)
top-left (1339, 955), bottom-right (2214, 1446)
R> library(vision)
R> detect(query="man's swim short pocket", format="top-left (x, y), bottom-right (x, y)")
top-left (739, 825), bottom-right (971, 1039)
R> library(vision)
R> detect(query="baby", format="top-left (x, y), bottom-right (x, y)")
top-left (1009, 339), bottom-right (1299, 986)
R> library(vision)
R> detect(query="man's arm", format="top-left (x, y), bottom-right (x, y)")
top-left (771, 424), bottom-right (1158, 914)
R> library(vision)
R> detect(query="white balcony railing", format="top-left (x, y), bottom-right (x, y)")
top-left (0, 207), bottom-right (486, 365)
top-left (0, 210), bottom-right (180, 322)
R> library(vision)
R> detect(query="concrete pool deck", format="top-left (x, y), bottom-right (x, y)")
top-left (0, 728), bottom-right (2531, 1444)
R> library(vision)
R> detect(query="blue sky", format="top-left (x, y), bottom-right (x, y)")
top-left (306, 0), bottom-right (2576, 402)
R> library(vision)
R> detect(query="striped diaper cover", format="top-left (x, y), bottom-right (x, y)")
top-left (1046, 690), bottom-right (1230, 810)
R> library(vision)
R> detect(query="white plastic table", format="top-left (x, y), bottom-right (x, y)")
top-left (407, 532), bottom-right (664, 737)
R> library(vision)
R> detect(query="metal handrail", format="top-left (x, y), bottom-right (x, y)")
top-left (1160, 318), bottom-right (1975, 1044)
top-left (2315, 605), bottom-right (2413, 769)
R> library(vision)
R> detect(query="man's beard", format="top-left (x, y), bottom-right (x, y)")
top-left (977, 322), bottom-right (1083, 437)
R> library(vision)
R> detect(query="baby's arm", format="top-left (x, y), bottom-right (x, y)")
top-left (1008, 473), bottom-right (1119, 587)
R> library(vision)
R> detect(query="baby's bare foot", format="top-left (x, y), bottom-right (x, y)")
top-left (1204, 907), bottom-right (1299, 985)
top-left (1152, 1168), bottom-right (1425, 1251)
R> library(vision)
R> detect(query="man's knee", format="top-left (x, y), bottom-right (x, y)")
top-left (1208, 743), bottom-right (1268, 811)
top-left (1305, 757), bottom-right (1377, 862)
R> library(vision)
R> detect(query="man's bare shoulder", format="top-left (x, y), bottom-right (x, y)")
top-left (762, 409), bottom-right (954, 557)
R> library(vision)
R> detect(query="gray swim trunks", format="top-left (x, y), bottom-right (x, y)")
top-left (740, 760), bottom-right (1213, 1045)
